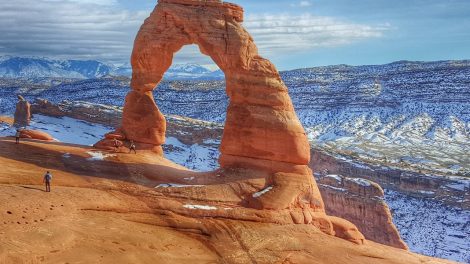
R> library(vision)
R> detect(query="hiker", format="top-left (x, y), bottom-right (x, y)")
top-left (43, 171), bottom-right (52, 192)
top-left (129, 140), bottom-right (137, 154)
top-left (113, 138), bottom-right (120, 152)
top-left (15, 129), bottom-right (21, 144)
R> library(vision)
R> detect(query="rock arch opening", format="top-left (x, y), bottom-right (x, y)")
top-left (156, 44), bottom-right (228, 171)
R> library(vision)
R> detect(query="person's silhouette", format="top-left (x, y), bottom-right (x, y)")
top-left (43, 171), bottom-right (52, 192)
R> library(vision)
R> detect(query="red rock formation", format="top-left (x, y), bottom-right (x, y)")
top-left (125, 0), bottom-right (309, 166)
top-left (0, 139), bottom-right (453, 263)
top-left (33, 100), bottom-right (407, 248)
top-left (96, 0), bottom-right (366, 244)
top-left (30, 99), bottom-right (64, 118)
top-left (317, 174), bottom-right (408, 249)
top-left (31, 99), bottom-right (122, 127)
top-left (19, 129), bottom-right (54, 141)
top-left (13, 95), bottom-right (31, 128)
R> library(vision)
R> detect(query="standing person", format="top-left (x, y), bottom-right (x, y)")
top-left (113, 138), bottom-right (120, 152)
top-left (43, 171), bottom-right (52, 192)
top-left (15, 129), bottom-right (21, 144)
top-left (129, 140), bottom-right (137, 154)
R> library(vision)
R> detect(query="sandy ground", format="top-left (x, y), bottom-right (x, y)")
top-left (0, 137), bottom-right (458, 264)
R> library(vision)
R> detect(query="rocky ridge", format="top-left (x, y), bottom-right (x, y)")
top-left (315, 174), bottom-right (407, 250)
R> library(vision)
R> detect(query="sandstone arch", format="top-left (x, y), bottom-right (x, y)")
top-left (124, 0), bottom-right (310, 168)
top-left (98, 0), bottom-right (366, 244)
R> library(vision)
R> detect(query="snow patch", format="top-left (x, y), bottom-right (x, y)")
top-left (325, 174), bottom-right (342, 182)
top-left (155, 183), bottom-right (204, 188)
top-left (164, 137), bottom-right (219, 172)
top-left (183, 204), bottom-right (217, 210)
top-left (0, 114), bottom-right (112, 146)
top-left (319, 184), bottom-right (347, 192)
top-left (385, 189), bottom-right (470, 262)
top-left (252, 186), bottom-right (273, 198)
top-left (418, 190), bottom-right (435, 195)
top-left (349, 178), bottom-right (372, 187)
top-left (87, 151), bottom-right (114, 161)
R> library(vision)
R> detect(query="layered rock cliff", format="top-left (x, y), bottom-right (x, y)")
top-left (311, 149), bottom-right (469, 209)
top-left (315, 174), bottom-right (407, 249)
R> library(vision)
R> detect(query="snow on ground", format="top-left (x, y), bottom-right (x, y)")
top-left (0, 114), bottom-right (113, 146)
top-left (318, 184), bottom-right (347, 192)
top-left (325, 175), bottom-right (342, 182)
top-left (252, 186), bottom-right (273, 198)
top-left (348, 177), bottom-right (372, 187)
top-left (385, 189), bottom-right (470, 263)
top-left (183, 204), bottom-right (217, 210)
top-left (156, 183), bottom-right (204, 188)
top-left (86, 151), bottom-right (115, 161)
top-left (307, 113), bottom-right (470, 177)
top-left (164, 137), bottom-right (219, 172)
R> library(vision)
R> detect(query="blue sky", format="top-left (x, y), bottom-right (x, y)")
top-left (0, 0), bottom-right (469, 70)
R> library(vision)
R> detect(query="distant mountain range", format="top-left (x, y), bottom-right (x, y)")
top-left (0, 56), bottom-right (224, 80)
top-left (2, 59), bottom-right (464, 177)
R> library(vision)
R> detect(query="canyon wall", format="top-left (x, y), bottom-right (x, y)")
top-left (315, 174), bottom-right (407, 249)
top-left (311, 149), bottom-right (469, 209)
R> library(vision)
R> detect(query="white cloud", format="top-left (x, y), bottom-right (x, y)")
top-left (245, 14), bottom-right (389, 58)
top-left (0, 0), bottom-right (389, 66)
top-left (291, 1), bottom-right (312, 8)
top-left (0, 0), bottom-right (145, 64)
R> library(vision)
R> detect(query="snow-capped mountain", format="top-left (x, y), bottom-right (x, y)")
top-left (0, 56), bottom-right (225, 80)
top-left (115, 62), bottom-right (224, 80)
top-left (0, 56), bottom-right (113, 79)
top-left (164, 63), bottom-right (224, 80)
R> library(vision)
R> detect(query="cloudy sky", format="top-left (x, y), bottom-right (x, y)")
top-left (0, 0), bottom-right (469, 70)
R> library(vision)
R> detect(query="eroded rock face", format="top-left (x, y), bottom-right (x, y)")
top-left (96, 0), bottom-right (365, 244)
top-left (316, 174), bottom-right (408, 249)
top-left (13, 95), bottom-right (31, 128)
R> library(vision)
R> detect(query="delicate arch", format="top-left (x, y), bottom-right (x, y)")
top-left (123, 0), bottom-right (310, 169)
top-left (95, 0), bottom-right (368, 245)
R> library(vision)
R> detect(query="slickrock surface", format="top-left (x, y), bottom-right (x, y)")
top-left (13, 95), bottom-right (31, 127)
top-left (316, 174), bottom-right (408, 250)
top-left (32, 101), bottom-right (413, 250)
top-left (0, 138), bottom-right (456, 264)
